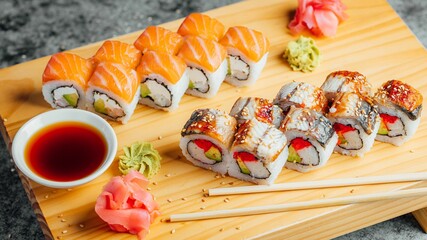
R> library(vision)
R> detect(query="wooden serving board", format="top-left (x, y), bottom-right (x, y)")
top-left (1, 0), bottom-right (427, 239)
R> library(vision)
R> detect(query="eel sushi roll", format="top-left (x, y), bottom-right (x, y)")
top-left (229, 119), bottom-right (288, 185)
top-left (177, 13), bottom-right (225, 41)
top-left (229, 97), bottom-right (283, 128)
top-left (374, 80), bottom-right (423, 146)
top-left (177, 36), bottom-right (228, 98)
top-left (86, 62), bottom-right (140, 124)
top-left (180, 109), bottom-right (237, 175)
top-left (328, 92), bottom-right (380, 157)
top-left (219, 26), bottom-right (270, 87)
top-left (136, 51), bottom-right (189, 111)
top-left (273, 81), bottom-right (328, 114)
top-left (92, 40), bottom-right (142, 69)
top-left (134, 26), bottom-right (184, 55)
top-left (42, 52), bottom-right (95, 109)
top-left (321, 70), bottom-right (372, 104)
top-left (279, 106), bottom-right (337, 172)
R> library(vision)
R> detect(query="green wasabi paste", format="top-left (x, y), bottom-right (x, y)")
top-left (283, 36), bottom-right (320, 73)
top-left (119, 142), bottom-right (161, 178)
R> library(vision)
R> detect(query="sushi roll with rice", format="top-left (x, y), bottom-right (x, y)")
top-left (279, 106), bottom-right (337, 172)
top-left (177, 36), bottom-right (228, 98)
top-left (136, 51), bottom-right (189, 111)
top-left (177, 13), bottom-right (225, 41)
top-left (273, 81), bottom-right (328, 114)
top-left (92, 40), bottom-right (142, 69)
top-left (321, 70), bottom-right (372, 104)
top-left (180, 109), bottom-right (237, 175)
top-left (229, 97), bottom-right (283, 128)
top-left (219, 26), bottom-right (270, 87)
top-left (374, 80), bottom-right (423, 146)
top-left (229, 119), bottom-right (288, 185)
top-left (328, 92), bottom-right (380, 157)
top-left (86, 62), bottom-right (140, 124)
top-left (42, 52), bottom-right (95, 109)
top-left (134, 26), bottom-right (184, 55)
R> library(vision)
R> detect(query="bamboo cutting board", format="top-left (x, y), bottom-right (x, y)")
top-left (1, 0), bottom-right (427, 239)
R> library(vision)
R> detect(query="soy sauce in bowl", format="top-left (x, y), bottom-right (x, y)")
top-left (25, 121), bottom-right (107, 182)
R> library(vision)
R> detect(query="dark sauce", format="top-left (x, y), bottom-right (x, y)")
top-left (25, 121), bottom-right (107, 182)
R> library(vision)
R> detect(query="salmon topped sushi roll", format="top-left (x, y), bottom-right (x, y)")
top-left (273, 81), bottom-right (328, 114)
top-left (42, 52), bottom-right (95, 109)
top-left (374, 80), bottom-right (423, 146)
top-left (177, 13), bottom-right (225, 41)
top-left (328, 92), bottom-right (380, 157)
top-left (134, 26), bottom-right (184, 55)
top-left (92, 40), bottom-right (142, 69)
top-left (321, 70), bottom-right (372, 103)
top-left (229, 97), bottom-right (283, 128)
top-left (177, 36), bottom-right (228, 98)
top-left (219, 26), bottom-right (270, 87)
top-left (137, 51), bottom-right (189, 111)
top-left (86, 62), bottom-right (140, 124)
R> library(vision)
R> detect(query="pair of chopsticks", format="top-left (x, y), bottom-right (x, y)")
top-left (168, 172), bottom-right (427, 222)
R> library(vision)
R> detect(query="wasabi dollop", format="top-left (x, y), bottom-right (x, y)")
top-left (283, 36), bottom-right (320, 73)
top-left (119, 142), bottom-right (161, 178)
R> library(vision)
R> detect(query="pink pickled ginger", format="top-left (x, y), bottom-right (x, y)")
top-left (289, 0), bottom-right (348, 37)
top-left (95, 170), bottom-right (160, 239)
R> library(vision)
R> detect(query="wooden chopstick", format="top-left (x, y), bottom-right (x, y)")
top-left (169, 187), bottom-right (427, 222)
top-left (209, 172), bottom-right (427, 196)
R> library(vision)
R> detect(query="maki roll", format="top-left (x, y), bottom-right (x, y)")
top-left (273, 81), bottom-right (328, 114)
top-left (180, 109), bottom-right (237, 175)
top-left (219, 26), bottom-right (270, 87)
top-left (86, 62), bottom-right (140, 124)
top-left (136, 51), bottom-right (189, 111)
top-left (321, 70), bottom-right (372, 103)
top-left (92, 40), bottom-right (142, 69)
top-left (374, 80), bottom-right (423, 146)
top-left (42, 52), bottom-right (95, 109)
top-left (229, 97), bottom-right (283, 128)
top-left (229, 119), bottom-right (288, 185)
top-left (134, 26), bottom-right (184, 55)
top-left (328, 92), bottom-right (380, 157)
top-left (177, 36), bottom-right (228, 98)
top-left (177, 13), bottom-right (225, 41)
top-left (279, 106), bottom-right (337, 172)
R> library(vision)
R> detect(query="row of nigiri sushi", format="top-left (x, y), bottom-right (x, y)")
top-left (42, 13), bottom-right (270, 124)
top-left (179, 70), bottom-right (423, 185)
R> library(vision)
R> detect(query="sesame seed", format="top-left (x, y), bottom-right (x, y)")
top-left (410, 150), bottom-right (415, 153)
top-left (167, 198), bottom-right (172, 203)
top-left (224, 198), bottom-right (230, 203)
top-left (236, 226), bottom-right (241, 230)
top-left (181, 197), bottom-right (187, 201)
top-left (202, 188), bottom-right (207, 193)
top-left (79, 224), bottom-right (85, 228)
top-left (67, 189), bottom-right (72, 192)
top-left (350, 189), bottom-right (354, 193)
top-left (219, 228), bottom-right (224, 232)
top-left (170, 229), bottom-right (176, 234)
top-left (44, 195), bottom-right (49, 199)
top-left (158, 136), bottom-right (163, 140)
top-left (61, 230), bottom-right (68, 234)
top-left (200, 206), bottom-right (206, 210)
top-left (220, 181), bottom-right (226, 185)
top-left (61, 219), bottom-right (67, 222)
top-left (58, 214), bottom-right (64, 218)
top-left (147, 187), bottom-right (151, 191)
top-left (165, 173), bottom-right (171, 177)
top-left (201, 198), bottom-right (206, 202)
top-left (152, 182), bottom-right (157, 185)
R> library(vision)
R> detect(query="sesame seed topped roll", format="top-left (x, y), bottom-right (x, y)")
top-left (374, 80), bottom-right (423, 146)
top-left (230, 97), bottom-right (284, 128)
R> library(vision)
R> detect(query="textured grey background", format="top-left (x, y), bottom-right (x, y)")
top-left (1, 0), bottom-right (426, 239)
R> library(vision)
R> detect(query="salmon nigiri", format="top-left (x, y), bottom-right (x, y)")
top-left (219, 26), bottom-right (270, 87)
top-left (177, 13), bottom-right (225, 41)
top-left (86, 62), bottom-right (140, 124)
top-left (177, 36), bottom-right (227, 99)
top-left (136, 51), bottom-right (189, 111)
top-left (134, 26), bottom-right (184, 55)
top-left (42, 52), bottom-right (95, 109)
top-left (92, 40), bottom-right (142, 69)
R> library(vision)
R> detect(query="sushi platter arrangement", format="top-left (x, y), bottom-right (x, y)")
top-left (2, 0), bottom-right (427, 239)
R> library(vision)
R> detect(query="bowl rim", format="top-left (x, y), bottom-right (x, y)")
top-left (11, 108), bottom-right (117, 188)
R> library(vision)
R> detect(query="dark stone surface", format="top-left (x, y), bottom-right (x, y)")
top-left (0, 0), bottom-right (426, 239)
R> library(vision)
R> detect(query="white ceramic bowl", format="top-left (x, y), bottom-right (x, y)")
top-left (12, 109), bottom-right (117, 188)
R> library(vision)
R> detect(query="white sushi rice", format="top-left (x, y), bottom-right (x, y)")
top-left (86, 85), bottom-right (140, 124)
top-left (330, 118), bottom-right (380, 157)
top-left (180, 134), bottom-right (230, 175)
top-left (375, 104), bottom-right (421, 146)
top-left (224, 48), bottom-right (268, 87)
top-left (185, 59), bottom-right (227, 98)
top-left (139, 71), bottom-right (189, 111)
top-left (42, 80), bottom-right (85, 109)
top-left (285, 130), bottom-right (338, 173)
